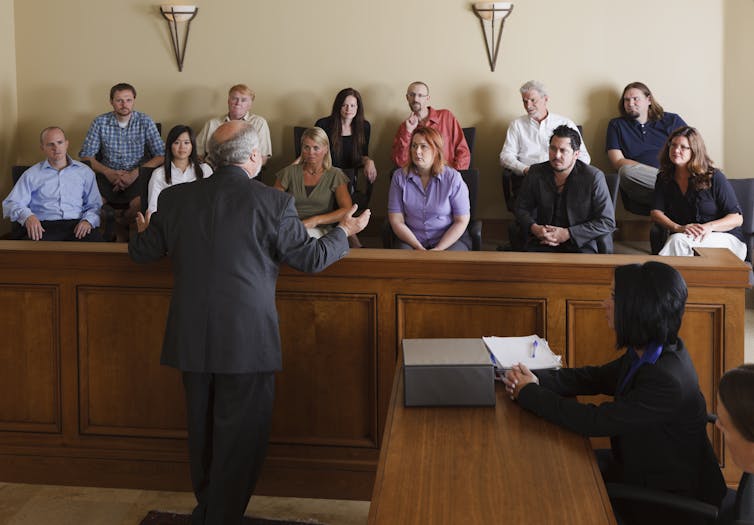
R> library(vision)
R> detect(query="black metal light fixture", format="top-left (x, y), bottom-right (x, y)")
top-left (472, 2), bottom-right (514, 72)
top-left (159, 5), bottom-right (199, 72)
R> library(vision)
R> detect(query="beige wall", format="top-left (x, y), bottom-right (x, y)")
top-left (724, 0), bottom-right (754, 179)
top-left (0, 0), bottom-right (18, 234)
top-left (10, 0), bottom-right (725, 220)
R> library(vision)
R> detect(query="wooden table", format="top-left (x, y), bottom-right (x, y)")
top-left (368, 366), bottom-right (617, 524)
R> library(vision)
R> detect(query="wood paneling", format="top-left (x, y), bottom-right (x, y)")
top-left (0, 242), bottom-right (746, 497)
top-left (273, 291), bottom-right (377, 447)
top-left (0, 284), bottom-right (60, 433)
top-left (78, 286), bottom-right (185, 438)
top-left (398, 295), bottom-right (545, 341)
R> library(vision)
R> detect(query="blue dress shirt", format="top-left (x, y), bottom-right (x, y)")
top-left (2, 157), bottom-right (102, 226)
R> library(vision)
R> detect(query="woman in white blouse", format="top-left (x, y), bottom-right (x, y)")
top-left (147, 125), bottom-right (213, 214)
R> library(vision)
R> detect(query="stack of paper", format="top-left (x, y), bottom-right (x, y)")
top-left (482, 335), bottom-right (562, 370)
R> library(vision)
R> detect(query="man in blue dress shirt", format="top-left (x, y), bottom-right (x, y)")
top-left (3, 126), bottom-right (103, 241)
top-left (606, 82), bottom-right (687, 214)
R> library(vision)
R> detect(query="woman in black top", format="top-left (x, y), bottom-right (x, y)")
top-left (650, 126), bottom-right (745, 259)
top-left (504, 261), bottom-right (726, 524)
top-left (315, 87), bottom-right (377, 183)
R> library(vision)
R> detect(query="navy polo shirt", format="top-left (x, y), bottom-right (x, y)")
top-left (653, 169), bottom-right (745, 243)
top-left (605, 113), bottom-right (687, 168)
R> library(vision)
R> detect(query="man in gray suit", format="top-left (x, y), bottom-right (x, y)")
top-left (515, 125), bottom-right (615, 253)
top-left (129, 121), bottom-right (370, 525)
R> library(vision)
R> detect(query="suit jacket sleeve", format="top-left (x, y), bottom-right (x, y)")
top-left (568, 168), bottom-right (616, 248)
top-left (518, 360), bottom-right (684, 437)
top-left (536, 356), bottom-right (624, 397)
top-left (275, 195), bottom-right (349, 272)
top-left (128, 209), bottom-right (168, 263)
top-left (514, 169), bottom-right (540, 233)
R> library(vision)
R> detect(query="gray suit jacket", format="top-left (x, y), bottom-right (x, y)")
top-left (129, 165), bottom-right (349, 373)
top-left (515, 160), bottom-right (616, 253)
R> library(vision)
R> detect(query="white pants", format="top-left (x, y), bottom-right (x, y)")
top-left (659, 232), bottom-right (747, 260)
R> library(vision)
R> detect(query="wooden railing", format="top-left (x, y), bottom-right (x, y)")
top-left (0, 242), bottom-right (747, 499)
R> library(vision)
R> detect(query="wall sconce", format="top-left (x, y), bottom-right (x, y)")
top-left (159, 5), bottom-right (198, 72)
top-left (472, 2), bottom-right (514, 72)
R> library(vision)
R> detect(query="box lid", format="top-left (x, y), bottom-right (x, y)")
top-left (403, 338), bottom-right (491, 367)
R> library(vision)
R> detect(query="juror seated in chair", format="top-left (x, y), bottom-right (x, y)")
top-left (514, 125), bottom-right (615, 253)
top-left (388, 126), bottom-right (471, 251)
top-left (651, 126), bottom-right (746, 260)
top-left (2, 126), bottom-right (104, 242)
top-left (273, 127), bottom-right (352, 239)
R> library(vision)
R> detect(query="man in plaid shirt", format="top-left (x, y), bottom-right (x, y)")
top-left (80, 83), bottom-right (164, 237)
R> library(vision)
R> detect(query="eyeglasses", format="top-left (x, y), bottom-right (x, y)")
top-left (669, 143), bottom-right (691, 152)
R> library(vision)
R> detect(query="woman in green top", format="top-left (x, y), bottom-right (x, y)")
top-left (274, 127), bottom-right (352, 238)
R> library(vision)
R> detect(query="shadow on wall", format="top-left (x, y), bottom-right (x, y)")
top-left (583, 84), bottom-right (621, 173)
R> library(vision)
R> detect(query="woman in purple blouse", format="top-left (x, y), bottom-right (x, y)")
top-left (387, 126), bottom-right (470, 250)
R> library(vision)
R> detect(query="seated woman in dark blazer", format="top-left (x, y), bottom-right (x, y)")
top-left (651, 126), bottom-right (746, 259)
top-left (503, 261), bottom-right (726, 524)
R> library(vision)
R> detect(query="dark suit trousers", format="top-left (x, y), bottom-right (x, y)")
top-left (182, 371), bottom-right (275, 525)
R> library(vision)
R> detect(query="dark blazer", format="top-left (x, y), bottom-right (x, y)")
top-left (515, 159), bottom-right (616, 253)
top-left (129, 165), bottom-right (349, 374)
top-left (517, 339), bottom-right (726, 506)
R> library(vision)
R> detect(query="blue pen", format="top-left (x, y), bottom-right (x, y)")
top-left (531, 340), bottom-right (538, 358)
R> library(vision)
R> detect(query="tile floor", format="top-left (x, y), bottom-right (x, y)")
top-left (0, 482), bottom-right (370, 525)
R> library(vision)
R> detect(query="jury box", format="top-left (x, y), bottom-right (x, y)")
top-left (402, 338), bottom-right (495, 407)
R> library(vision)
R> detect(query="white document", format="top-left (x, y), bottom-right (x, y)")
top-left (482, 335), bottom-right (562, 370)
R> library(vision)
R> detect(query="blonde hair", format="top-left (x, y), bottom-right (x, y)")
top-left (300, 127), bottom-right (332, 170)
top-left (228, 84), bottom-right (255, 101)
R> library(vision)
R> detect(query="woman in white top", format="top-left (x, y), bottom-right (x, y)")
top-left (147, 125), bottom-right (213, 214)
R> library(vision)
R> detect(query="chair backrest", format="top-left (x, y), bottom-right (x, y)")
top-left (604, 171), bottom-right (620, 211)
top-left (727, 178), bottom-right (754, 262)
top-left (11, 165), bottom-right (29, 185)
top-left (459, 168), bottom-right (479, 220)
top-left (462, 127), bottom-right (476, 157)
top-left (8, 166), bottom-right (31, 238)
top-left (293, 126), bottom-right (306, 158)
top-left (139, 166), bottom-right (157, 214)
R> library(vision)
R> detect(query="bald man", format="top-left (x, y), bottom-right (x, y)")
top-left (130, 121), bottom-right (370, 525)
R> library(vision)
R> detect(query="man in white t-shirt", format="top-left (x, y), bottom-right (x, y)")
top-left (196, 84), bottom-right (272, 165)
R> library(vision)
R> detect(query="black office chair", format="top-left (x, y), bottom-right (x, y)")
top-left (292, 126), bottom-right (373, 212)
top-left (605, 413), bottom-right (753, 524)
top-left (382, 168), bottom-right (482, 251)
top-left (6, 165), bottom-right (31, 239)
top-left (462, 127), bottom-right (476, 168)
top-left (728, 178), bottom-right (754, 262)
top-left (138, 166), bottom-right (158, 215)
top-left (620, 186), bottom-right (653, 216)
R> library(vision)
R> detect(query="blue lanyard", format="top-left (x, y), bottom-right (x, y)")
top-left (618, 342), bottom-right (663, 394)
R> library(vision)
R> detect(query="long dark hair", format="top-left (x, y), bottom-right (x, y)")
top-left (328, 88), bottom-right (366, 167)
top-left (658, 126), bottom-right (714, 191)
top-left (163, 125), bottom-right (204, 184)
top-left (618, 82), bottom-right (665, 121)
top-left (613, 261), bottom-right (687, 349)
